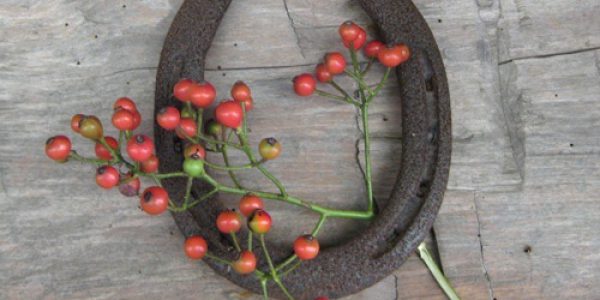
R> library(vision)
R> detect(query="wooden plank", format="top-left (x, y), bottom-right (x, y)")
top-left (3, 0), bottom-right (600, 299)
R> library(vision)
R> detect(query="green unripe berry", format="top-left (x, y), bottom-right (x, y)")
top-left (183, 157), bottom-right (205, 177)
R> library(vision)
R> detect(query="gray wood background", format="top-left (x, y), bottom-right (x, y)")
top-left (1, 0), bottom-right (599, 299)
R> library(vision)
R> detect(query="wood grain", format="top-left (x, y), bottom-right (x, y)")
top-left (1, 0), bottom-right (599, 299)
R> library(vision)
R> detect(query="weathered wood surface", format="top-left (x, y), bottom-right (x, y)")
top-left (1, 0), bottom-right (599, 299)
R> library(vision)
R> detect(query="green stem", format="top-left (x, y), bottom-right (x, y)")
top-left (260, 234), bottom-right (294, 300)
top-left (260, 234), bottom-right (277, 274)
top-left (330, 80), bottom-right (353, 100)
top-left (344, 69), bottom-right (373, 96)
top-left (366, 67), bottom-right (392, 103)
top-left (260, 279), bottom-right (269, 300)
top-left (256, 165), bottom-right (287, 197)
top-left (280, 261), bottom-right (302, 277)
top-left (197, 134), bottom-right (243, 150)
top-left (315, 89), bottom-right (359, 106)
top-left (275, 255), bottom-right (297, 272)
top-left (230, 232), bottom-right (242, 252)
top-left (418, 242), bottom-right (461, 300)
top-left (221, 144), bottom-right (243, 188)
top-left (68, 151), bottom-right (105, 165)
top-left (312, 214), bottom-right (327, 236)
top-left (205, 252), bottom-right (232, 266)
top-left (361, 103), bottom-right (374, 213)
top-left (361, 58), bottom-right (374, 75)
top-left (236, 108), bottom-right (288, 198)
top-left (148, 174), bottom-right (163, 187)
top-left (248, 230), bottom-right (253, 250)
top-left (183, 176), bottom-right (193, 208)
top-left (202, 175), bottom-right (371, 219)
top-left (204, 160), bottom-right (257, 171)
top-left (99, 136), bottom-right (133, 169)
top-left (169, 188), bottom-right (217, 212)
top-left (153, 172), bottom-right (187, 179)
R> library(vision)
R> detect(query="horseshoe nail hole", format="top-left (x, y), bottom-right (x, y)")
top-left (94, 34), bottom-right (98, 39)
top-left (217, 65), bottom-right (222, 70)
top-left (417, 180), bottom-right (429, 198)
top-left (569, 143), bottom-right (574, 148)
top-left (173, 136), bottom-right (183, 153)
top-left (138, 270), bottom-right (142, 274)
top-left (234, 43), bottom-right (238, 47)
top-left (222, 73), bottom-right (226, 77)
top-left (523, 245), bottom-right (532, 254)
top-left (438, 19), bottom-right (442, 23)
top-left (382, 116), bottom-right (388, 122)
top-left (76, 60), bottom-right (81, 65)
top-left (126, 81), bottom-right (130, 85)
top-left (122, 4), bottom-right (127, 8)
top-left (65, 23), bottom-right (69, 27)
top-left (555, 94), bottom-right (559, 98)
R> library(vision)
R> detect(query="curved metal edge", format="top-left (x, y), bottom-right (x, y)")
top-left (153, 0), bottom-right (451, 299)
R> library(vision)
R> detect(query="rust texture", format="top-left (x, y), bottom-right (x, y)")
top-left (153, 0), bottom-right (451, 299)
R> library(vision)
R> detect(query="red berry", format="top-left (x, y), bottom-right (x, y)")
top-left (216, 210), bottom-right (242, 234)
top-left (377, 44), bottom-right (411, 68)
top-left (127, 134), bottom-right (154, 162)
top-left (156, 106), bottom-right (180, 130)
top-left (79, 116), bottom-right (103, 140)
top-left (131, 110), bottom-right (142, 131)
top-left (189, 81), bottom-right (216, 108)
top-left (176, 118), bottom-right (198, 139)
top-left (293, 73), bottom-right (316, 97)
top-left (140, 186), bottom-right (169, 215)
top-left (364, 40), bottom-right (384, 58)
top-left (71, 114), bottom-right (84, 133)
top-left (95, 136), bottom-right (119, 160)
top-left (293, 234), bottom-right (320, 260)
top-left (231, 81), bottom-right (252, 102)
top-left (324, 52), bottom-right (346, 75)
top-left (215, 101), bottom-right (243, 128)
top-left (315, 63), bottom-right (333, 83)
top-left (184, 235), bottom-right (208, 260)
top-left (174, 79), bottom-right (195, 102)
top-left (248, 209), bottom-right (271, 234)
top-left (119, 173), bottom-right (140, 197)
top-left (45, 135), bottom-right (72, 162)
top-left (140, 155), bottom-right (159, 173)
top-left (113, 97), bottom-right (137, 112)
top-left (338, 21), bottom-right (362, 45)
top-left (343, 28), bottom-right (366, 49)
top-left (183, 144), bottom-right (206, 160)
top-left (258, 138), bottom-right (281, 160)
top-left (232, 251), bottom-right (257, 274)
top-left (111, 108), bottom-right (135, 131)
top-left (236, 97), bottom-right (253, 112)
top-left (95, 165), bottom-right (120, 189)
top-left (239, 195), bottom-right (264, 217)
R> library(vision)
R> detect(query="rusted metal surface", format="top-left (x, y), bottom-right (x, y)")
top-left (153, 0), bottom-right (451, 298)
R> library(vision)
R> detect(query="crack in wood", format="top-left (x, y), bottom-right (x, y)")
top-left (282, 0), bottom-right (305, 58)
top-left (498, 46), bottom-right (600, 65)
top-left (474, 194), bottom-right (496, 300)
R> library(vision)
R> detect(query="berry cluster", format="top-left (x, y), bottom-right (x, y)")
top-left (293, 21), bottom-right (410, 99)
top-left (45, 20), bottom-right (409, 300)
